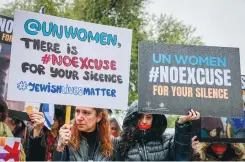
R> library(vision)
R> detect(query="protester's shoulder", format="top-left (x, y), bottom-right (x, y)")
top-left (161, 133), bottom-right (173, 142)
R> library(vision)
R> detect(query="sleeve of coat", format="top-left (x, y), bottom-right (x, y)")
top-left (172, 119), bottom-right (193, 161)
top-left (26, 126), bottom-right (47, 161)
top-left (111, 136), bottom-right (123, 161)
top-left (51, 135), bottom-right (70, 161)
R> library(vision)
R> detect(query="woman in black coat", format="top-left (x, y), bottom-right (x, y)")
top-left (118, 100), bottom-right (200, 161)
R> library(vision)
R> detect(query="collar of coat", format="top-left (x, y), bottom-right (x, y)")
top-left (196, 142), bottom-right (245, 161)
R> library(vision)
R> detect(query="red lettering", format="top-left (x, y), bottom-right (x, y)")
top-left (103, 60), bottom-right (109, 70)
top-left (80, 57), bottom-right (88, 69)
top-left (52, 54), bottom-right (62, 66)
top-left (94, 59), bottom-right (103, 70)
top-left (111, 60), bottom-right (116, 70)
top-left (71, 57), bottom-right (78, 68)
top-left (79, 57), bottom-right (116, 70)
top-left (63, 56), bottom-right (71, 67)
top-left (88, 59), bottom-right (94, 69)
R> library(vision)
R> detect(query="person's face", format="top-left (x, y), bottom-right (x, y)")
top-left (211, 144), bottom-right (227, 157)
top-left (137, 114), bottom-right (153, 130)
top-left (75, 107), bottom-right (102, 132)
top-left (110, 122), bottom-right (118, 134)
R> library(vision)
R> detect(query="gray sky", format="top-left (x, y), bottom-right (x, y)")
top-left (1, 0), bottom-right (245, 74)
top-left (0, 0), bottom-right (11, 8)
top-left (146, 0), bottom-right (245, 74)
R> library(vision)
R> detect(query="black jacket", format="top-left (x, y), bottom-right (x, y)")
top-left (25, 126), bottom-right (47, 161)
top-left (52, 135), bottom-right (119, 161)
top-left (119, 100), bottom-right (193, 161)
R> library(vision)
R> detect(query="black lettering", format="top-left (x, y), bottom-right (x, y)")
top-left (65, 69), bottom-right (72, 79)
top-left (117, 75), bottom-right (123, 84)
top-left (41, 40), bottom-right (47, 52)
top-left (21, 62), bottom-right (29, 73)
top-left (71, 46), bottom-right (78, 55)
top-left (47, 42), bottom-right (53, 52)
top-left (20, 38), bottom-right (33, 49)
top-left (72, 70), bottom-right (79, 80)
top-left (99, 74), bottom-right (104, 82)
top-left (67, 44), bottom-right (71, 54)
top-left (37, 65), bottom-right (45, 75)
top-left (94, 73), bottom-right (99, 81)
top-left (29, 64), bottom-right (38, 73)
top-left (83, 71), bottom-right (89, 80)
top-left (112, 74), bottom-right (117, 83)
top-left (50, 67), bottom-right (58, 78)
top-left (90, 71), bottom-right (94, 80)
top-left (59, 69), bottom-right (65, 77)
top-left (53, 43), bottom-right (61, 54)
top-left (33, 39), bottom-right (40, 50)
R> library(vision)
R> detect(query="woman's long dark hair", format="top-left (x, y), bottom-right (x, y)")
top-left (119, 114), bottom-right (167, 157)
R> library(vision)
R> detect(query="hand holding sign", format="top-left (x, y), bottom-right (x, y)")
top-left (178, 109), bottom-right (200, 124)
top-left (57, 124), bottom-right (72, 151)
top-left (29, 112), bottom-right (45, 137)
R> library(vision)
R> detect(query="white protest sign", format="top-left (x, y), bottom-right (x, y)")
top-left (7, 10), bottom-right (132, 110)
top-left (0, 137), bottom-right (21, 162)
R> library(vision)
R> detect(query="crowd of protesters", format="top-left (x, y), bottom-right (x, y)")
top-left (1, 99), bottom-right (245, 161)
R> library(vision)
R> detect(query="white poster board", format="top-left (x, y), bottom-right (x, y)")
top-left (7, 10), bottom-right (132, 110)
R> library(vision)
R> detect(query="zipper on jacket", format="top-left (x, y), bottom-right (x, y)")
top-left (141, 130), bottom-right (148, 161)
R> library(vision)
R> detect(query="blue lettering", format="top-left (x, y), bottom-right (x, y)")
top-left (91, 88), bottom-right (95, 95)
top-left (24, 19), bottom-right (41, 35)
top-left (84, 88), bottom-right (91, 95)
top-left (42, 21), bottom-right (52, 37)
top-left (107, 34), bottom-right (117, 46)
top-left (218, 58), bottom-right (226, 68)
top-left (68, 87), bottom-right (73, 94)
top-left (78, 88), bottom-right (83, 96)
top-left (175, 55), bottom-right (188, 65)
top-left (56, 85), bottom-right (62, 93)
top-left (40, 84), bottom-right (49, 92)
top-left (101, 88), bottom-right (106, 96)
top-left (209, 57), bottom-right (216, 67)
top-left (199, 57), bottom-right (209, 66)
top-left (95, 88), bottom-right (100, 96)
top-left (35, 84), bottom-right (40, 92)
top-left (152, 54), bottom-right (171, 64)
top-left (52, 24), bottom-right (63, 39)
top-left (77, 28), bottom-right (87, 41)
top-left (64, 26), bottom-right (77, 39)
top-left (189, 56), bottom-right (198, 65)
top-left (24, 19), bottom-right (120, 47)
top-left (51, 85), bottom-right (56, 93)
top-left (88, 31), bottom-right (99, 43)
top-left (62, 86), bottom-right (67, 94)
top-left (153, 54), bottom-right (161, 63)
top-left (73, 87), bottom-right (78, 95)
top-left (106, 89), bottom-right (111, 96)
top-left (111, 89), bottom-right (116, 97)
top-left (100, 32), bottom-right (107, 45)
top-left (28, 82), bottom-right (35, 91)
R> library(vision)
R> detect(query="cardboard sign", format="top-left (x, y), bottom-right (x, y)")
top-left (0, 137), bottom-right (21, 162)
top-left (0, 39), bottom-right (25, 111)
top-left (0, 15), bottom-right (13, 45)
top-left (138, 42), bottom-right (242, 117)
top-left (7, 10), bottom-right (132, 110)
